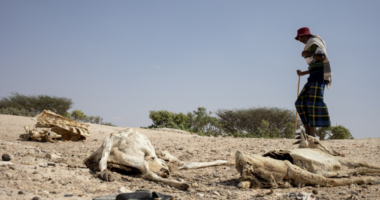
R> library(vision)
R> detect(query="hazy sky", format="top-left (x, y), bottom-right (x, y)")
top-left (1, 1), bottom-right (379, 139)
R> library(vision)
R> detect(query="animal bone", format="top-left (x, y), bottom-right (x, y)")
top-left (84, 128), bottom-right (233, 190)
top-left (235, 150), bottom-right (380, 189)
top-left (21, 110), bottom-right (90, 142)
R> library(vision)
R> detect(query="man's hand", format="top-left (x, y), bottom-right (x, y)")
top-left (297, 70), bottom-right (309, 76)
top-left (301, 51), bottom-right (312, 58)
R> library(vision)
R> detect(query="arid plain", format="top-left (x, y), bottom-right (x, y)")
top-left (0, 115), bottom-right (379, 200)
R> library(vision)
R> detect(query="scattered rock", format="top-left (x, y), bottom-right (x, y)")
top-left (47, 163), bottom-right (56, 167)
top-left (68, 164), bottom-right (76, 168)
top-left (46, 153), bottom-right (61, 160)
top-left (178, 147), bottom-right (184, 150)
top-left (32, 171), bottom-right (38, 174)
top-left (312, 189), bottom-right (318, 195)
top-left (197, 193), bottom-right (204, 197)
top-left (39, 163), bottom-right (47, 168)
top-left (18, 191), bottom-right (24, 195)
top-left (64, 194), bottom-right (74, 197)
top-left (0, 161), bottom-right (15, 166)
top-left (2, 154), bottom-right (11, 161)
top-left (111, 186), bottom-right (133, 195)
top-left (32, 197), bottom-right (40, 200)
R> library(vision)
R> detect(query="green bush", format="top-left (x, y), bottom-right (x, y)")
top-left (71, 110), bottom-right (87, 121)
top-left (0, 107), bottom-right (36, 117)
top-left (0, 92), bottom-right (72, 116)
top-left (216, 107), bottom-right (299, 138)
top-left (316, 125), bottom-right (353, 140)
top-left (148, 107), bottom-right (222, 136)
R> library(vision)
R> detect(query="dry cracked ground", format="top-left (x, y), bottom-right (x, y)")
top-left (0, 115), bottom-right (379, 200)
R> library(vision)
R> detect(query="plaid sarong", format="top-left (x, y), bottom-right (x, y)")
top-left (295, 81), bottom-right (331, 127)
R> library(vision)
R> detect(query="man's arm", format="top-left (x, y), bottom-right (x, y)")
top-left (313, 54), bottom-right (325, 61)
top-left (297, 70), bottom-right (309, 76)
top-left (302, 51), bottom-right (325, 61)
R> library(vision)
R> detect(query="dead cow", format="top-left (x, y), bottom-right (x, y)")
top-left (235, 150), bottom-right (380, 189)
top-left (85, 128), bottom-right (232, 190)
top-left (263, 126), bottom-right (380, 178)
top-left (22, 110), bottom-right (90, 143)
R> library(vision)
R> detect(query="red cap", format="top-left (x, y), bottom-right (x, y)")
top-left (295, 27), bottom-right (312, 40)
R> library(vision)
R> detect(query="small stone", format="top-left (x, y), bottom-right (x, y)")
top-left (213, 173), bottom-right (220, 178)
top-left (64, 194), bottom-right (74, 197)
top-left (33, 171), bottom-right (38, 174)
top-left (68, 165), bottom-right (76, 168)
top-left (2, 154), bottom-right (11, 161)
top-left (178, 147), bottom-right (184, 150)
top-left (312, 189), bottom-right (318, 195)
top-left (18, 191), bottom-right (24, 195)
top-left (39, 163), bottom-right (47, 168)
top-left (48, 163), bottom-right (56, 167)
top-left (51, 191), bottom-right (57, 194)
top-left (32, 197), bottom-right (40, 200)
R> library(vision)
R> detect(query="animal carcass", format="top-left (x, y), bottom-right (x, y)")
top-left (263, 126), bottom-right (380, 178)
top-left (235, 150), bottom-right (380, 189)
top-left (22, 110), bottom-right (90, 143)
top-left (85, 128), bottom-right (232, 190)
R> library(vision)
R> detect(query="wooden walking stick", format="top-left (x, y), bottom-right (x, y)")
top-left (294, 75), bottom-right (301, 138)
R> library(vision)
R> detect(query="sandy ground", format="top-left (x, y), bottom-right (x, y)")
top-left (0, 115), bottom-right (379, 200)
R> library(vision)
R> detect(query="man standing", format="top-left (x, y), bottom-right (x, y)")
top-left (295, 27), bottom-right (331, 137)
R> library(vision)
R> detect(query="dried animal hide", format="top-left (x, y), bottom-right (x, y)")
top-left (236, 150), bottom-right (380, 189)
top-left (21, 110), bottom-right (90, 142)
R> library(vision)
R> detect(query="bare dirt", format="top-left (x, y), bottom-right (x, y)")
top-left (0, 115), bottom-right (379, 200)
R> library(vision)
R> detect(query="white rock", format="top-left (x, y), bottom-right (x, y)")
top-left (110, 186), bottom-right (132, 195)
top-left (197, 193), bottom-right (204, 197)
top-left (0, 161), bottom-right (14, 166)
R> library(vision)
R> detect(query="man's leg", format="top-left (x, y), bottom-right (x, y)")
top-left (307, 82), bottom-right (331, 134)
top-left (295, 83), bottom-right (311, 136)
top-left (304, 123), bottom-right (312, 136)
top-left (309, 126), bottom-right (316, 137)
